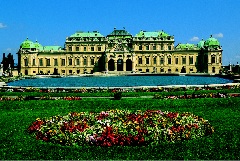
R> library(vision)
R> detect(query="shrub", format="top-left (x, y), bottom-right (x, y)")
top-left (114, 92), bottom-right (122, 100)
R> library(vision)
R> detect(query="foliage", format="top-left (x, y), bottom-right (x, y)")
top-left (113, 92), bottom-right (122, 100)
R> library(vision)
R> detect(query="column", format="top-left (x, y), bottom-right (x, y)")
top-left (114, 60), bottom-right (117, 71)
top-left (106, 57), bottom-right (108, 72)
top-left (123, 59), bottom-right (126, 71)
top-left (132, 54), bottom-right (135, 72)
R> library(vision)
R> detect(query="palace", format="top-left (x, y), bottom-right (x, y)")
top-left (18, 28), bottom-right (222, 75)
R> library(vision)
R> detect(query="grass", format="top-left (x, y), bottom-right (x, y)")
top-left (0, 97), bottom-right (239, 160)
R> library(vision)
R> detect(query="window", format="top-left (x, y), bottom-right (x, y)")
top-left (168, 57), bottom-right (171, 64)
top-left (54, 59), bottom-right (58, 66)
top-left (84, 47), bottom-right (87, 51)
top-left (69, 70), bottom-right (72, 74)
top-left (189, 56), bottom-right (194, 65)
top-left (161, 45), bottom-right (164, 50)
top-left (139, 45), bottom-right (142, 50)
top-left (160, 68), bottom-right (164, 72)
top-left (146, 69), bottom-right (149, 72)
top-left (146, 57), bottom-right (149, 64)
top-left (69, 58), bottom-right (72, 66)
top-left (69, 46), bottom-right (72, 51)
top-left (176, 68), bottom-right (178, 72)
top-left (153, 57), bottom-right (157, 64)
top-left (175, 57), bottom-right (178, 64)
top-left (190, 68), bottom-right (193, 72)
top-left (98, 47), bottom-right (101, 51)
top-left (219, 57), bottom-right (222, 64)
top-left (139, 69), bottom-right (142, 71)
top-left (168, 69), bottom-right (171, 73)
top-left (77, 70), bottom-right (80, 74)
top-left (76, 59), bottom-right (80, 65)
top-left (91, 47), bottom-right (94, 51)
top-left (211, 56), bottom-right (216, 64)
top-left (32, 59), bottom-right (36, 66)
top-left (39, 58), bottom-right (43, 66)
top-left (138, 57), bottom-right (142, 64)
top-left (146, 45), bottom-right (149, 50)
top-left (160, 57), bottom-right (164, 65)
top-left (212, 67), bottom-right (215, 73)
top-left (168, 46), bottom-right (171, 50)
top-left (33, 71), bottom-right (36, 73)
top-left (46, 59), bottom-right (50, 66)
top-left (61, 59), bottom-right (65, 66)
top-left (76, 46), bottom-right (79, 51)
top-left (62, 70), bottom-right (65, 73)
top-left (182, 57), bottom-right (186, 65)
top-left (91, 58), bottom-right (94, 65)
top-left (84, 58), bottom-right (87, 65)
top-left (24, 59), bottom-right (28, 66)
top-left (153, 45), bottom-right (156, 50)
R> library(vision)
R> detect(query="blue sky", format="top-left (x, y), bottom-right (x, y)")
top-left (1, 0), bottom-right (240, 65)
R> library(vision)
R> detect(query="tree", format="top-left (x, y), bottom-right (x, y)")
top-left (1, 53), bottom-right (14, 71)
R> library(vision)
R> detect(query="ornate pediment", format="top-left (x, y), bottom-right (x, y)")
top-left (114, 43), bottom-right (124, 51)
top-left (109, 43), bottom-right (129, 52)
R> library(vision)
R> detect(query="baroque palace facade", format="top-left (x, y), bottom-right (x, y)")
top-left (18, 28), bottom-right (222, 75)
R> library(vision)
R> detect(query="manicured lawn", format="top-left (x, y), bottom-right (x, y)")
top-left (0, 97), bottom-right (239, 160)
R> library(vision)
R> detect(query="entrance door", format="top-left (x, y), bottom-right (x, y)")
top-left (181, 66), bottom-right (186, 73)
top-left (126, 59), bottom-right (132, 71)
top-left (117, 59), bottom-right (123, 71)
top-left (53, 68), bottom-right (58, 75)
top-left (25, 70), bottom-right (28, 75)
top-left (108, 59), bottom-right (114, 71)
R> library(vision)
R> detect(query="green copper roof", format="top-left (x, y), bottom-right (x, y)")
top-left (176, 43), bottom-right (196, 49)
top-left (135, 30), bottom-right (170, 37)
top-left (34, 40), bottom-right (44, 50)
top-left (204, 35), bottom-right (220, 47)
top-left (70, 31), bottom-right (104, 37)
top-left (43, 46), bottom-right (62, 51)
top-left (197, 39), bottom-right (205, 48)
top-left (107, 29), bottom-right (132, 36)
top-left (20, 38), bottom-right (35, 48)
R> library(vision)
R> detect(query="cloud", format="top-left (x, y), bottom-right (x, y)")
top-left (213, 33), bottom-right (223, 38)
top-left (190, 36), bottom-right (199, 42)
top-left (0, 23), bottom-right (7, 28)
top-left (6, 48), bottom-right (12, 52)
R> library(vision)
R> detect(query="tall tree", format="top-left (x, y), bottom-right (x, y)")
top-left (1, 53), bottom-right (14, 71)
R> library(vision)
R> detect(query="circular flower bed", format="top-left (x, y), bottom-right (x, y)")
top-left (28, 110), bottom-right (214, 146)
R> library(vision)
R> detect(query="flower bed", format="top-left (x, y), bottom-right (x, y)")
top-left (2, 84), bottom-right (240, 93)
top-left (0, 96), bottom-right (82, 101)
top-left (28, 109), bottom-right (214, 146)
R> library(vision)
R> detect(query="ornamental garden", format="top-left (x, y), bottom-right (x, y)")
top-left (0, 84), bottom-right (240, 160)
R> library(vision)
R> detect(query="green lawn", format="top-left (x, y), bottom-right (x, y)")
top-left (0, 97), bottom-right (239, 160)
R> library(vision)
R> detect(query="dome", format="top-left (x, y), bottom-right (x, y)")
top-left (20, 38), bottom-right (35, 49)
top-left (34, 40), bottom-right (43, 50)
top-left (197, 39), bottom-right (205, 48)
top-left (204, 35), bottom-right (220, 47)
